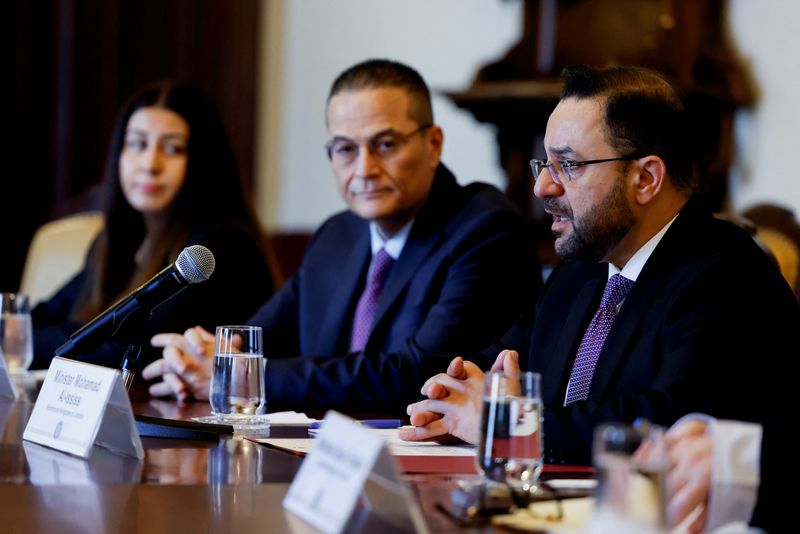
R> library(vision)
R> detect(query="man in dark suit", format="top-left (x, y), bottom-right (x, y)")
top-left (401, 64), bottom-right (799, 463)
top-left (142, 59), bottom-right (539, 411)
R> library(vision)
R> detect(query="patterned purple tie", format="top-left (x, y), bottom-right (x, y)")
top-left (349, 248), bottom-right (395, 352)
top-left (564, 274), bottom-right (634, 405)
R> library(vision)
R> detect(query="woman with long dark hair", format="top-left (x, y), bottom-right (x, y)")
top-left (32, 81), bottom-right (273, 372)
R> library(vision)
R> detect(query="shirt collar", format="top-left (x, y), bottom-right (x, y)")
top-left (608, 213), bottom-right (679, 282)
top-left (369, 220), bottom-right (414, 260)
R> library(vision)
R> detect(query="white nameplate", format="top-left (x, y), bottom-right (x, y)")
top-left (0, 348), bottom-right (18, 401)
top-left (283, 410), bottom-right (429, 534)
top-left (23, 357), bottom-right (143, 459)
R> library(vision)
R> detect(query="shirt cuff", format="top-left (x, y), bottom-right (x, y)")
top-left (706, 419), bottom-right (762, 531)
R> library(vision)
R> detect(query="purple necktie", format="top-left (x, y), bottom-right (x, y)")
top-left (564, 274), bottom-right (634, 405)
top-left (349, 248), bottom-right (395, 352)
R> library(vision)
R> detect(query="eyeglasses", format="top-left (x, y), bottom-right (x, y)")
top-left (325, 124), bottom-right (432, 166)
top-left (434, 479), bottom-right (566, 528)
top-left (529, 156), bottom-right (636, 185)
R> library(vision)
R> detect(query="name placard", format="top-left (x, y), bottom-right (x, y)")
top-left (283, 410), bottom-right (429, 534)
top-left (0, 349), bottom-right (18, 401)
top-left (23, 357), bottom-right (143, 459)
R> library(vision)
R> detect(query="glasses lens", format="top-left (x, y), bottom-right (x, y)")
top-left (530, 160), bottom-right (542, 180)
top-left (327, 140), bottom-right (357, 164)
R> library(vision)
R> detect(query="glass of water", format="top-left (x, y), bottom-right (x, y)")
top-left (478, 371), bottom-right (543, 493)
top-left (589, 422), bottom-right (668, 533)
top-left (208, 325), bottom-right (267, 425)
top-left (0, 292), bottom-right (33, 374)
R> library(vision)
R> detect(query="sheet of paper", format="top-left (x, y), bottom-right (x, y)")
top-left (254, 426), bottom-right (476, 457)
top-left (492, 497), bottom-right (594, 532)
top-left (266, 411), bottom-right (317, 426)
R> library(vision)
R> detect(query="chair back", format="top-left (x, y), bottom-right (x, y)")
top-left (20, 212), bottom-right (104, 306)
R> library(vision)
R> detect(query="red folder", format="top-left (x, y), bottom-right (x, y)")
top-left (395, 456), bottom-right (595, 476)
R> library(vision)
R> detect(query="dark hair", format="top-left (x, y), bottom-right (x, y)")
top-left (327, 59), bottom-right (433, 125)
top-left (561, 65), bottom-right (696, 195)
top-left (75, 81), bottom-right (263, 320)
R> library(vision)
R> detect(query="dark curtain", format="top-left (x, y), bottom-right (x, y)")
top-left (5, 0), bottom-right (260, 291)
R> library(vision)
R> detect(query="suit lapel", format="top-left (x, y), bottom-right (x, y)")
top-left (370, 226), bottom-right (441, 337)
top-left (586, 278), bottom-right (659, 399)
top-left (541, 273), bottom-right (605, 405)
top-left (315, 224), bottom-right (370, 354)
top-left (586, 203), bottom-right (698, 399)
top-left (365, 165), bottom-right (458, 349)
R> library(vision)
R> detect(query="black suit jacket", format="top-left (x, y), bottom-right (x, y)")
top-left (750, 419), bottom-right (796, 533)
top-left (251, 164), bottom-right (540, 411)
top-left (493, 196), bottom-right (800, 464)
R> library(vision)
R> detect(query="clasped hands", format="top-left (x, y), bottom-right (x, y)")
top-left (398, 349), bottom-right (520, 445)
top-left (142, 326), bottom-right (216, 402)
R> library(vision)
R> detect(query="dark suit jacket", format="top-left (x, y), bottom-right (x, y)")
top-left (750, 420), bottom-right (796, 533)
top-left (493, 196), bottom-right (800, 464)
top-left (32, 221), bottom-right (273, 372)
top-left (251, 164), bottom-right (540, 411)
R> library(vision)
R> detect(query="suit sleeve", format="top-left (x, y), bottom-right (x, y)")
top-left (750, 419), bottom-right (796, 532)
top-left (263, 208), bottom-right (540, 412)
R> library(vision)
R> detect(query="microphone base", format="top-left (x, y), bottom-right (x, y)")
top-left (134, 414), bottom-right (233, 440)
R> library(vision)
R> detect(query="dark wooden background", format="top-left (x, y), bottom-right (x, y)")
top-left (6, 0), bottom-right (753, 290)
top-left (5, 0), bottom-right (261, 291)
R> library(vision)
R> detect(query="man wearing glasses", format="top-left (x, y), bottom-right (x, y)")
top-left (143, 59), bottom-right (539, 410)
top-left (402, 65), bottom-right (799, 469)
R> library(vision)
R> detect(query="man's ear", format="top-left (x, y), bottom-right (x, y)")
top-left (427, 125), bottom-right (444, 168)
top-left (631, 155), bottom-right (666, 205)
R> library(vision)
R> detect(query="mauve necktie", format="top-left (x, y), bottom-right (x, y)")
top-left (564, 274), bottom-right (634, 405)
top-left (349, 248), bottom-right (395, 352)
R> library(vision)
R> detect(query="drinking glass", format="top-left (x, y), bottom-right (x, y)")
top-left (477, 371), bottom-right (543, 493)
top-left (0, 292), bottom-right (33, 374)
top-left (589, 421), bottom-right (668, 533)
top-left (208, 326), bottom-right (267, 423)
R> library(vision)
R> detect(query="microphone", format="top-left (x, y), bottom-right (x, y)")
top-left (55, 245), bottom-right (216, 359)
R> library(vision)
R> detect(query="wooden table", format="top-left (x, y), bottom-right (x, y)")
top-left (1, 377), bottom-right (588, 533)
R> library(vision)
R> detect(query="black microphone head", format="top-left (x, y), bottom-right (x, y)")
top-left (175, 245), bottom-right (216, 283)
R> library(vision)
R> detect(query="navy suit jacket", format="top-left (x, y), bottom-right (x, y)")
top-left (750, 419), bottom-right (796, 533)
top-left (250, 164), bottom-right (540, 411)
top-left (492, 196), bottom-right (800, 464)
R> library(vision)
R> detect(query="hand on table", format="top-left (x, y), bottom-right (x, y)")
top-left (398, 350), bottom-right (520, 445)
top-left (665, 419), bottom-right (711, 534)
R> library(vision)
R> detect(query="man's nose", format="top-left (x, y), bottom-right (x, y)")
top-left (533, 167), bottom-right (564, 199)
top-left (353, 144), bottom-right (380, 177)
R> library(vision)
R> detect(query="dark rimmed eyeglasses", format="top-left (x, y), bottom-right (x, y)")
top-left (529, 156), bottom-right (637, 185)
top-left (325, 124), bottom-right (432, 166)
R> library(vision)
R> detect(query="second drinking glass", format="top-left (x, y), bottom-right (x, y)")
top-left (209, 325), bottom-right (267, 424)
top-left (477, 371), bottom-right (544, 494)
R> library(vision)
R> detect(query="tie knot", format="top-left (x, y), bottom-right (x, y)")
top-left (599, 274), bottom-right (634, 310)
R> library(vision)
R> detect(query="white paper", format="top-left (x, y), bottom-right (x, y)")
top-left (267, 410), bottom-right (317, 426)
top-left (23, 357), bottom-right (143, 459)
top-left (257, 427), bottom-right (476, 457)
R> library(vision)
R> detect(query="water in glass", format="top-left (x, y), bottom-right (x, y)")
top-left (478, 372), bottom-right (543, 492)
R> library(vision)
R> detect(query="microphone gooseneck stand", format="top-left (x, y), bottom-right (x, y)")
top-left (113, 312), bottom-right (234, 440)
top-left (117, 309), bottom-right (148, 391)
